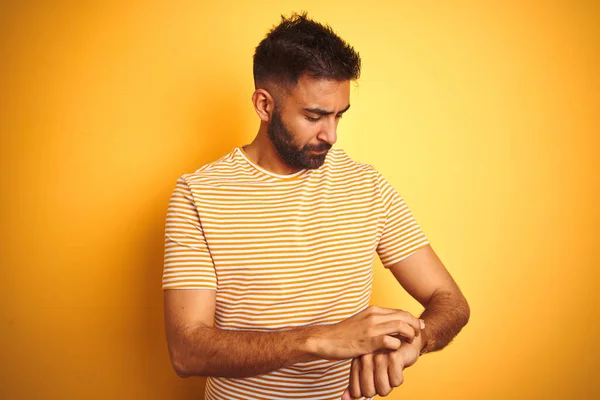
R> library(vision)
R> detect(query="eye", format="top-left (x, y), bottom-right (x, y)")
top-left (336, 114), bottom-right (343, 119)
top-left (305, 116), bottom-right (321, 122)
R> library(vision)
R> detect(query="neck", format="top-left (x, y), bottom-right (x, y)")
top-left (242, 125), bottom-right (304, 176)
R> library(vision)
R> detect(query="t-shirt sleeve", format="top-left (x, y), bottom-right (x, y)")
top-left (162, 175), bottom-right (217, 290)
top-left (375, 169), bottom-right (430, 268)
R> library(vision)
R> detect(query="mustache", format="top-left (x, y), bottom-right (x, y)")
top-left (307, 145), bottom-right (331, 152)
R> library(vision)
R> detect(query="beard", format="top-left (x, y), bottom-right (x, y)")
top-left (267, 106), bottom-right (331, 170)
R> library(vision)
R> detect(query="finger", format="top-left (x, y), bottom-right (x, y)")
top-left (349, 359), bottom-right (362, 399)
top-left (367, 306), bottom-right (402, 315)
top-left (407, 314), bottom-right (422, 337)
top-left (374, 311), bottom-right (422, 338)
top-left (377, 320), bottom-right (417, 343)
top-left (359, 353), bottom-right (376, 398)
top-left (388, 351), bottom-right (405, 388)
top-left (377, 334), bottom-right (402, 352)
top-left (395, 312), bottom-right (422, 337)
top-left (374, 352), bottom-right (392, 396)
top-left (341, 388), bottom-right (352, 400)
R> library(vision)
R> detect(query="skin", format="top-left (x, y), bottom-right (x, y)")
top-left (342, 245), bottom-right (470, 399)
top-left (163, 74), bottom-right (470, 397)
top-left (242, 74), bottom-right (350, 173)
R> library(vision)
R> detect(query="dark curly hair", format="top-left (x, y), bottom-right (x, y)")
top-left (253, 11), bottom-right (361, 90)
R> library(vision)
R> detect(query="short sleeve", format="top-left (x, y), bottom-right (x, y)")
top-left (375, 170), bottom-right (430, 268)
top-left (162, 176), bottom-right (217, 290)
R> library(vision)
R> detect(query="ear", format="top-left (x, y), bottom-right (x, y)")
top-left (251, 88), bottom-right (275, 122)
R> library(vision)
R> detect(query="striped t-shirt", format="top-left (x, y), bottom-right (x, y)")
top-left (162, 145), bottom-right (430, 400)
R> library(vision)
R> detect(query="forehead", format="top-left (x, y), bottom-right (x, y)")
top-left (287, 75), bottom-right (350, 109)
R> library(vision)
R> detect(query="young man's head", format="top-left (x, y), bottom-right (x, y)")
top-left (252, 12), bottom-right (361, 169)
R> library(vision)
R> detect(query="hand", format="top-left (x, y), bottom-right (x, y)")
top-left (311, 306), bottom-right (423, 360)
top-left (341, 324), bottom-right (424, 399)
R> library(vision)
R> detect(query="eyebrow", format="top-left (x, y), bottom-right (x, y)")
top-left (303, 104), bottom-right (351, 116)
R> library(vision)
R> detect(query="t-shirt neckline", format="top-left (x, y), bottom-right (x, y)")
top-left (236, 146), bottom-right (309, 180)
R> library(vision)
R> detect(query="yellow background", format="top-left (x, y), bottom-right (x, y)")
top-left (1, 1), bottom-right (598, 399)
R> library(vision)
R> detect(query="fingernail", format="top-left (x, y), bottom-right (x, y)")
top-left (420, 319), bottom-right (425, 329)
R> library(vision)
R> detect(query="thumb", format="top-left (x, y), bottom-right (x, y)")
top-left (341, 388), bottom-right (352, 400)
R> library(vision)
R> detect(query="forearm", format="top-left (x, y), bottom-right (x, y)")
top-left (173, 324), bottom-right (320, 378)
top-left (418, 289), bottom-right (470, 354)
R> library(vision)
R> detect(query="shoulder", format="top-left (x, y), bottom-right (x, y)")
top-left (178, 148), bottom-right (241, 187)
top-left (326, 147), bottom-right (379, 178)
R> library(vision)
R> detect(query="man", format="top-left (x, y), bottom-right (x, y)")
top-left (162, 12), bottom-right (470, 400)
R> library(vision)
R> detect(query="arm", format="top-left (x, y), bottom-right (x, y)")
top-left (343, 244), bottom-right (470, 399)
top-left (345, 170), bottom-right (470, 398)
top-left (388, 244), bottom-right (470, 354)
top-left (164, 288), bottom-right (318, 378)
top-left (163, 177), bottom-right (322, 378)
top-left (164, 288), bottom-right (424, 379)
top-left (372, 170), bottom-right (469, 352)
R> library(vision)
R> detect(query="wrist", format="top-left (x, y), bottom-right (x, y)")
top-left (302, 325), bottom-right (325, 360)
top-left (419, 325), bottom-right (436, 355)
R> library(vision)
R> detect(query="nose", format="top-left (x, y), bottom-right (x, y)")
top-left (317, 118), bottom-right (337, 145)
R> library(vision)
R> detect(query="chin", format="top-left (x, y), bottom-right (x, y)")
top-left (306, 158), bottom-right (326, 169)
